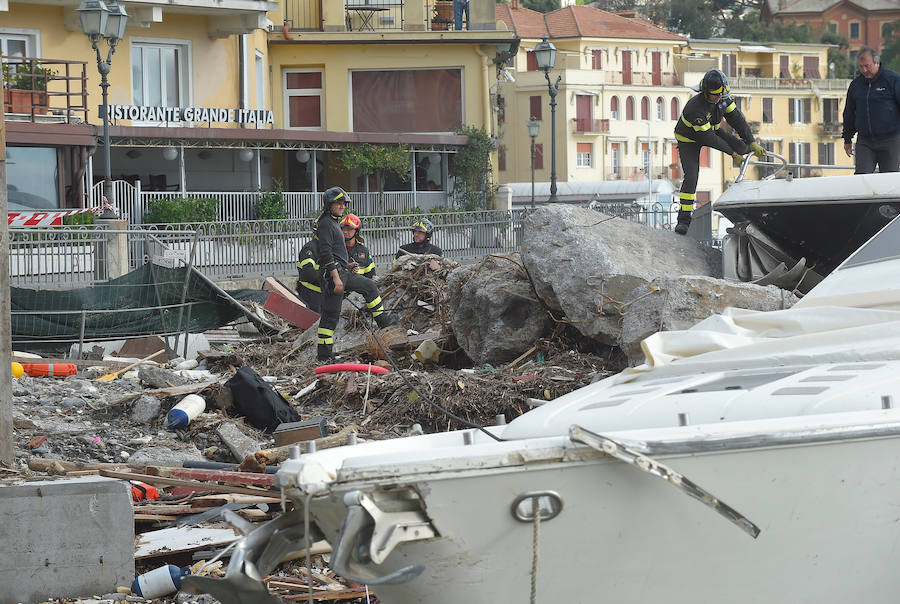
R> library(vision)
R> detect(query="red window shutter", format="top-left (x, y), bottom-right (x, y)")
top-left (287, 72), bottom-right (322, 89)
top-left (780, 55), bottom-right (790, 78)
top-left (695, 191), bottom-right (711, 206)
top-left (803, 98), bottom-right (811, 123)
top-left (498, 146), bottom-right (506, 171)
top-left (527, 52), bottom-right (538, 71)
top-left (651, 51), bottom-right (661, 86)
top-left (789, 98), bottom-right (795, 123)
top-left (700, 146), bottom-right (710, 168)
top-left (611, 96), bottom-right (618, 114)
top-left (289, 96), bottom-right (322, 128)
top-left (670, 97), bottom-right (679, 119)
top-left (671, 144), bottom-right (679, 166)
top-left (640, 97), bottom-right (649, 120)
top-left (530, 95), bottom-right (542, 120)
top-left (534, 143), bottom-right (544, 170)
top-left (626, 97), bottom-right (634, 120)
top-left (592, 49), bottom-right (602, 70)
top-left (622, 51), bottom-right (632, 85)
top-left (577, 143), bottom-right (592, 153)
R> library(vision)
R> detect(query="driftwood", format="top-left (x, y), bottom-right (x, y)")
top-left (253, 424), bottom-right (359, 465)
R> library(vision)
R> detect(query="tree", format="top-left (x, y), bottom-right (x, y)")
top-left (520, 0), bottom-right (558, 13)
top-left (451, 126), bottom-right (496, 210)
top-left (820, 30), bottom-right (854, 78)
top-left (880, 21), bottom-right (900, 72)
top-left (340, 144), bottom-right (409, 214)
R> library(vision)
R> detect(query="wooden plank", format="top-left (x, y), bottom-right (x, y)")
top-left (133, 504), bottom-right (198, 515)
top-left (98, 469), bottom-right (276, 497)
top-left (135, 526), bottom-right (240, 559)
top-left (255, 424), bottom-right (358, 465)
top-left (134, 514), bottom-right (180, 522)
top-left (281, 589), bottom-right (370, 601)
top-left (145, 466), bottom-right (275, 488)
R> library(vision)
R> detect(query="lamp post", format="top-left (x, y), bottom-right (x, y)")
top-left (533, 37), bottom-right (560, 203)
top-left (78, 0), bottom-right (128, 211)
top-left (527, 117), bottom-right (540, 210)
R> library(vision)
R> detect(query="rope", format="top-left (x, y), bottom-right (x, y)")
top-left (530, 496), bottom-right (541, 604)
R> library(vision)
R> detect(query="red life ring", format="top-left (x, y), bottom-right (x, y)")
top-left (314, 363), bottom-right (389, 375)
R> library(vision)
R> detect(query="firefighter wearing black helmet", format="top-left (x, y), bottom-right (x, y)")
top-left (313, 186), bottom-right (396, 362)
top-left (673, 69), bottom-right (766, 235)
top-left (394, 218), bottom-right (443, 260)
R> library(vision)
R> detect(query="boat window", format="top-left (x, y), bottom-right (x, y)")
top-left (839, 215), bottom-right (900, 269)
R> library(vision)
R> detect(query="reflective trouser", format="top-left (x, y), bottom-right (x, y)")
top-left (296, 281), bottom-right (322, 314)
top-left (677, 132), bottom-right (748, 219)
top-left (317, 270), bottom-right (389, 359)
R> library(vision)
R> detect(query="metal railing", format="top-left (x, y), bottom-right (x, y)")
top-left (282, 0), bottom-right (324, 31)
top-left (731, 76), bottom-right (851, 91)
top-left (9, 225), bottom-right (113, 287)
top-left (1, 56), bottom-right (88, 124)
top-left (572, 118), bottom-right (609, 134)
top-left (604, 72), bottom-right (680, 86)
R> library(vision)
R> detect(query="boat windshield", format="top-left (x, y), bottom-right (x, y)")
top-left (839, 215), bottom-right (900, 270)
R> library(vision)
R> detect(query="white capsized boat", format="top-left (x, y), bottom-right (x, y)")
top-left (187, 215), bottom-right (900, 604)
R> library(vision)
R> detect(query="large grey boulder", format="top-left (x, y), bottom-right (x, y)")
top-left (521, 205), bottom-right (720, 345)
top-left (447, 254), bottom-right (552, 366)
top-left (619, 275), bottom-right (799, 365)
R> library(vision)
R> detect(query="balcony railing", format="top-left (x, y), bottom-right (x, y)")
top-left (731, 76), bottom-right (852, 91)
top-left (572, 118), bottom-right (609, 134)
top-left (1, 56), bottom-right (88, 124)
top-left (603, 72), bottom-right (681, 86)
top-left (821, 121), bottom-right (843, 137)
top-left (281, 0), bottom-right (483, 32)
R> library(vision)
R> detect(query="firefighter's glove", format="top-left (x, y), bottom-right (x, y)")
top-left (749, 142), bottom-right (766, 159)
top-left (731, 153), bottom-right (744, 168)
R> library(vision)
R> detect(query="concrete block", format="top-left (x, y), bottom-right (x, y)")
top-left (0, 476), bottom-right (135, 603)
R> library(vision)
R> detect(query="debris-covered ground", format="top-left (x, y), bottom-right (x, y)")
top-left (3, 254), bottom-right (616, 604)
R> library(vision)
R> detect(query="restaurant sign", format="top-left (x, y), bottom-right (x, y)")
top-left (106, 105), bottom-right (275, 125)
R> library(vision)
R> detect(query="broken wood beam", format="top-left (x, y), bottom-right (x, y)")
top-left (98, 469), bottom-right (276, 497)
top-left (254, 424), bottom-right (358, 465)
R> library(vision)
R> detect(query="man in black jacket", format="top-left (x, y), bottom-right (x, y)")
top-left (843, 46), bottom-right (900, 174)
top-left (314, 187), bottom-right (396, 361)
top-left (674, 69), bottom-right (765, 235)
top-left (395, 218), bottom-right (442, 260)
top-left (296, 239), bottom-right (321, 313)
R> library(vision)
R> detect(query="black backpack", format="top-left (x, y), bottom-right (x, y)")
top-left (225, 366), bottom-right (300, 432)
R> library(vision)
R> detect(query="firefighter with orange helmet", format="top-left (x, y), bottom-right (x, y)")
top-left (340, 213), bottom-right (376, 279)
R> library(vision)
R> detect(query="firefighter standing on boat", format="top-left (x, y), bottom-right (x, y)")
top-left (674, 69), bottom-right (765, 235)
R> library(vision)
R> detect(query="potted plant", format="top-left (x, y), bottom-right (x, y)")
top-left (2, 62), bottom-right (53, 114)
top-left (432, 1), bottom-right (453, 29)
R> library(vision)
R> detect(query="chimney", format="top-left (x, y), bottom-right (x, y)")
top-left (512, 0), bottom-right (519, 8)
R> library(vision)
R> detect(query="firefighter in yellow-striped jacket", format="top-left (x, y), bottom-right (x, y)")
top-left (674, 69), bottom-right (765, 235)
top-left (340, 213), bottom-right (376, 279)
top-left (296, 238), bottom-right (322, 313)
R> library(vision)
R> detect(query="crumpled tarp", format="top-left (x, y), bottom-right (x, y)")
top-left (11, 264), bottom-right (269, 342)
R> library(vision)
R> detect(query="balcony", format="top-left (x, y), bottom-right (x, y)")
top-left (821, 121), bottom-right (843, 137)
top-left (603, 72), bottom-right (681, 86)
top-left (281, 0), bottom-right (496, 33)
top-left (730, 77), bottom-right (852, 91)
top-left (572, 118), bottom-right (609, 134)
top-left (1, 57), bottom-right (88, 124)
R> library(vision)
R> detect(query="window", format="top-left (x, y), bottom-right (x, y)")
top-left (576, 94), bottom-right (592, 129)
top-left (0, 30), bottom-right (39, 59)
top-left (131, 40), bottom-right (189, 111)
top-left (641, 142), bottom-right (651, 175)
top-left (883, 22), bottom-right (894, 39)
top-left (610, 142), bottom-right (621, 178)
top-left (818, 142), bottom-right (835, 165)
top-left (823, 98), bottom-right (840, 123)
top-left (651, 51), bottom-right (661, 86)
top-left (757, 140), bottom-right (777, 177)
top-left (762, 97), bottom-right (773, 123)
top-left (850, 50), bottom-right (859, 64)
top-left (789, 97), bottom-right (812, 124)
top-left (827, 22), bottom-right (837, 34)
top-left (850, 22), bottom-right (860, 40)
top-left (779, 55), bottom-right (790, 79)
top-left (591, 49), bottom-right (602, 70)
top-left (255, 51), bottom-right (265, 110)
top-left (526, 51), bottom-right (538, 71)
top-left (789, 141), bottom-right (811, 176)
top-left (534, 143), bottom-right (544, 170)
top-left (286, 69), bottom-right (323, 129)
top-left (626, 96), bottom-right (634, 120)
top-left (700, 146), bottom-right (710, 168)
top-left (670, 97), bottom-right (680, 119)
top-left (656, 97), bottom-right (665, 121)
top-left (530, 95), bottom-right (542, 120)
top-left (576, 143), bottom-right (592, 168)
top-left (351, 68), bottom-right (462, 132)
top-left (622, 50), bottom-right (632, 85)
top-left (640, 96), bottom-right (649, 120)
top-left (6, 146), bottom-right (59, 210)
top-left (610, 96), bottom-right (619, 120)
top-left (498, 145), bottom-right (506, 171)
top-left (803, 56), bottom-right (820, 79)
top-left (721, 53), bottom-right (737, 77)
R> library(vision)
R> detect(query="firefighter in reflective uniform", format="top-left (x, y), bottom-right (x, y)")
top-left (315, 187), bottom-right (397, 362)
top-left (394, 218), bottom-right (442, 261)
top-left (296, 239), bottom-right (321, 313)
top-left (674, 69), bottom-right (766, 235)
top-left (340, 213), bottom-right (376, 279)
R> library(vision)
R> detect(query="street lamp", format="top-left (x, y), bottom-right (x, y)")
top-left (533, 37), bottom-right (560, 203)
top-left (78, 0), bottom-right (128, 211)
top-left (527, 117), bottom-right (540, 210)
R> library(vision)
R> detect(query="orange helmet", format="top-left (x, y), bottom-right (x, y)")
top-left (339, 213), bottom-right (361, 231)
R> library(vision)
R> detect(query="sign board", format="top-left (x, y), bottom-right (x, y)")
top-left (106, 104), bottom-right (274, 126)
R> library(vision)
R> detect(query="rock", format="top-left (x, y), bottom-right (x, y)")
top-left (138, 364), bottom-right (189, 389)
top-left (520, 205), bottom-right (721, 345)
top-left (447, 254), bottom-right (552, 365)
top-left (58, 396), bottom-right (84, 409)
top-left (128, 444), bottom-right (206, 466)
top-left (66, 379), bottom-right (99, 395)
top-left (129, 395), bottom-right (162, 424)
top-left (619, 275), bottom-right (800, 365)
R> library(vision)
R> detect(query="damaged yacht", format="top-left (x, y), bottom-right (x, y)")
top-left (187, 215), bottom-right (900, 603)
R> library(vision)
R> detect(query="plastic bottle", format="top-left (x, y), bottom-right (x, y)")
top-left (11, 362), bottom-right (23, 379)
top-left (165, 394), bottom-right (206, 428)
top-left (131, 564), bottom-right (190, 599)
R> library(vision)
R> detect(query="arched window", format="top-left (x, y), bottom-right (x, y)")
top-left (671, 97), bottom-right (680, 119)
top-left (640, 96), bottom-right (650, 120)
top-left (656, 97), bottom-right (665, 121)
top-left (610, 96), bottom-right (619, 120)
top-left (626, 96), bottom-right (634, 120)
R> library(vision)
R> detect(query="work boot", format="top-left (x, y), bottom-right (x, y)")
top-left (674, 210), bottom-right (692, 236)
top-left (375, 313), bottom-right (399, 329)
top-left (316, 344), bottom-right (334, 362)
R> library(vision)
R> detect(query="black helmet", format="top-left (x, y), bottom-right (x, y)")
top-left (411, 218), bottom-right (435, 238)
top-left (323, 186), bottom-right (349, 209)
top-left (700, 69), bottom-right (729, 97)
